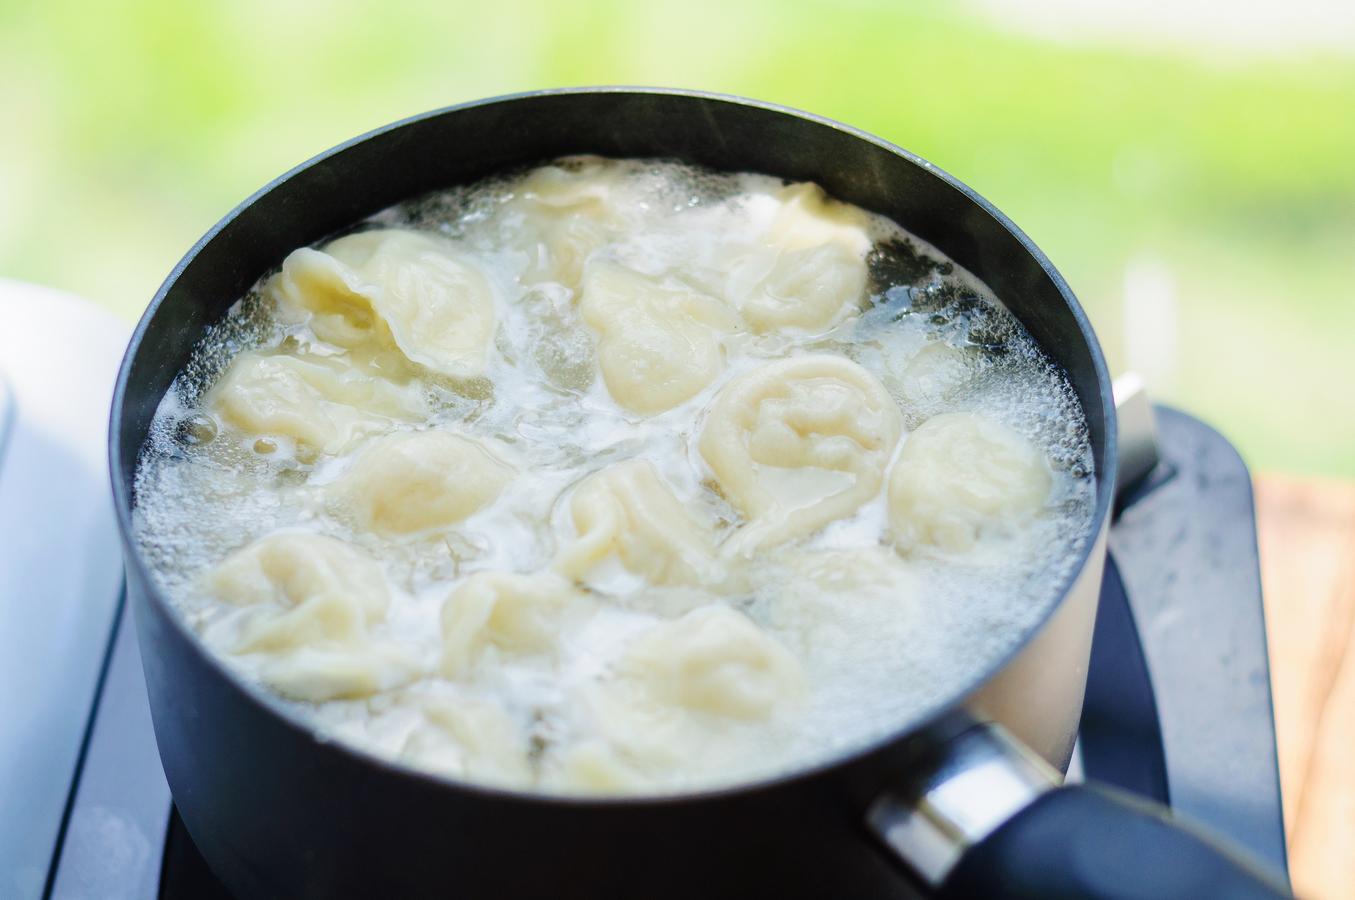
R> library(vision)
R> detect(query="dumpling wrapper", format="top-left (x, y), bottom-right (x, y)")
top-left (207, 350), bottom-right (426, 456)
top-left (494, 157), bottom-right (644, 290)
top-left (272, 228), bottom-right (498, 379)
top-left (699, 355), bottom-right (903, 552)
top-left (400, 696), bottom-right (532, 787)
top-left (554, 459), bottom-right (717, 587)
top-left (712, 182), bottom-right (872, 334)
top-left (888, 412), bottom-right (1053, 553)
top-left (440, 571), bottom-right (590, 678)
top-left (573, 605), bottom-right (805, 783)
top-left (579, 261), bottom-right (740, 415)
top-left (329, 430), bottom-right (514, 536)
top-left (204, 532), bottom-right (416, 701)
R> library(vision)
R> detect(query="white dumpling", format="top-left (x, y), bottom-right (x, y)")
top-left (208, 350), bottom-right (426, 455)
top-left (767, 547), bottom-right (923, 655)
top-left (888, 412), bottom-right (1053, 553)
top-left (400, 697), bottom-right (531, 786)
top-left (715, 182), bottom-right (871, 334)
top-left (554, 460), bottom-right (715, 587)
top-left (574, 605), bottom-right (804, 782)
top-left (623, 605), bottom-right (805, 719)
top-left (699, 355), bottom-right (904, 551)
top-left (255, 644), bottom-right (418, 703)
top-left (204, 533), bottom-right (415, 701)
top-left (550, 739), bottom-right (652, 793)
top-left (579, 261), bottom-right (740, 415)
top-left (502, 158), bottom-right (638, 289)
top-left (271, 228), bottom-right (498, 379)
top-left (440, 571), bottom-right (589, 677)
top-left (329, 430), bottom-right (514, 535)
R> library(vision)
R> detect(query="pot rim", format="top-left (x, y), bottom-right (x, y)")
top-left (108, 85), bottom-right (1119, 811)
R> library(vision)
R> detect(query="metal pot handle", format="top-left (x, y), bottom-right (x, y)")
top-left (865, 376), bottom-right (1288, 897)
top-left (866, 718), bottom-right (1290, 898)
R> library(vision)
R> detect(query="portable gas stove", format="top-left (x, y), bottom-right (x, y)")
top-left (0, 284), bottom-right (1288, 898)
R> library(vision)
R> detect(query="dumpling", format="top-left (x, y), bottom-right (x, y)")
top-left (271, 228), bottom-right (498, 379)
top-left (579, 261), bottom-right (740, 415)
top-left (714, 182), bottom-right (872, 334)
top-left (207, 350), bottom-right (426, 455)
top-left (329, 430), bottom-right (514, 535)
top-left (888, 412), bottom-right (1053, 553)
top-left (575, 605), bottom-right (804, 780)
top-left (699, 355), bottom-right (904, 552)
top-left (501, 158), bottom-right (639, 289)
top-left (767, 547), bottom-right (923, 655)
top-left (254, 644), bottom-right (417, 703)
top-left (204, 533), bottom-right (415, 700)
top-left (400, 697), bottom-right (531, 786)
top-left (550, 739), bottom-right (652, 793)
top-left (554, 460), bottom-right (716, 587)
top-left (622, 605), bottom-right (805, 719)
top-left (441, 571), bottom-right (589, 677)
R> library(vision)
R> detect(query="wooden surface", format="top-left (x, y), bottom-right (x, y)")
top-left (1256, 474), bottom-right (1355, 900)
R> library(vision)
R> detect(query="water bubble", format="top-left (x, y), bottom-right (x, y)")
top-left (177, 414), bottom-right (218, 446)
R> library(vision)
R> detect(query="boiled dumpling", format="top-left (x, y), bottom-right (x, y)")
top-left (501, 158), bottom-right (638, 289)
top-left (554, 460), bottom-right (716, 587)
top-left (441, 571), bottom-right (589, 677)
top-left (204, 532), bottom-right (414, 701)
top-left (888, 412), bottom-right (1052, 553)
top-left (551, 739), bottom-right (652, 793)
top-left (207, 350), bottom-right (426, 455)
top-left (623, 605), bottom-right (805, 719)
top-left (699, 355), bottom-right (903, 551)
top-left (575, 605), bottom-right (804, 780)
top-left (767, 547), bottom-right (923, 655)
top-left (400, 696), bottom-right (531, 786)
top-left (329, 430), bottom-right (514, 535)
top-left (271, 228), bottom-right (498, 379)
top-left (716, 182), bottom-right (871, 334)
top-left (580, 261), bottom-right (740, 415)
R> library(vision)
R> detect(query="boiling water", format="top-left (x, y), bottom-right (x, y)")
top-left (133, 157), bottom-right (1097, 794)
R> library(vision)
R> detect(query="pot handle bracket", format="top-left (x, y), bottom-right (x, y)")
top-left (867, 718), bottom-right (1291, 899)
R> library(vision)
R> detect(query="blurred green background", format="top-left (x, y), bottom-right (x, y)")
top-left (2, 0), bottom-right (1351, 475)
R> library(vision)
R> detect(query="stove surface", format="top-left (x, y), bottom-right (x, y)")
top-left (21, 401), bottom-right (1284, 898)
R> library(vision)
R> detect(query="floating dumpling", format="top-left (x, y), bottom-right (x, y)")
top-left (699, 355), bottom-right (903, 551)
top-left (271, 228), bottom-right (498, 379)
top-left (767, 547), bottom-right (923, 655)
top-left (329, 430), bottom-right (514, 535)
top-left (579, 261), bottom-right (740, 415)
top-left (551, 739), bottom-right (652, 793)
top-left (575, 605), bottom-right (804, 779)
top-left (715, 182), bottom-right (871, 334)
top-left (204, 533), bottom-right (414, 700)
top-left (501, 158), bottom-right (638, 289)
top-left (622, 605), bottom-right (805, 719)
top-left (888, 412), bottom-right (1052, 553)
top-left (554, 460), bottom-right (715, 587)
top-left (207, 350), bottom-right (426, 455)
top-left (441, 571), bottom-right (588, 677)
top-left (400, 697), bottom-right (531, 786)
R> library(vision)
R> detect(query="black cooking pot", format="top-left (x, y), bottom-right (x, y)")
top-left (109, 88), bottom-right (1289, 899)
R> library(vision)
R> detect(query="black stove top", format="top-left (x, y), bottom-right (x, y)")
top-left (42, 405), bottom-right (1288, 898)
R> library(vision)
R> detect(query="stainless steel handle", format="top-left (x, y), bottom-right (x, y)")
top-left (866, 720), bottom-right (1060, 887)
